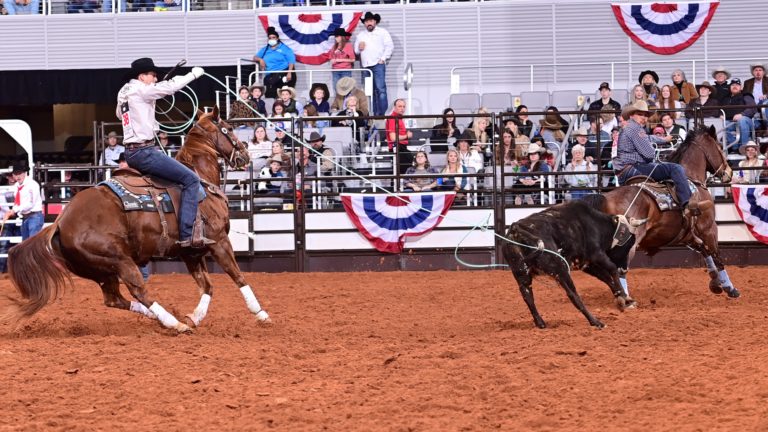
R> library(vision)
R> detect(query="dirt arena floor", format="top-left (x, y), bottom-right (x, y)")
top-left (1, 267), bottom-right (767, 431)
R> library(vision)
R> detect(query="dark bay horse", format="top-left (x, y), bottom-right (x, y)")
top-left (7, 107), bottom-right (271, 332)
top-left (585, 126), bottom-right (739, 305)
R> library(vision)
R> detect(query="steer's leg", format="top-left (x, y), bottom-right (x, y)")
top-left (513, 269), bottom-right (546, 329)
top-left (554, 272), bottom-right (604, 329)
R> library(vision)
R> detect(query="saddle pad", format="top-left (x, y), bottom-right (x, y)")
top-left (99, 178), bottom-right (174, 212)
top-left (636, 179), bottom-right (697, 212)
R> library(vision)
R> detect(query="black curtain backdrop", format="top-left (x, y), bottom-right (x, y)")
top-left (0, 66), bottom-right (245, 105)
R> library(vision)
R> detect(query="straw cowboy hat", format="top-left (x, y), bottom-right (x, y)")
top-left (527, 143), bottom-right (549, 155)
top-left (621, 100), bottom-right (651, 120)
top-left (696, 81), bottom-right (717, 94)
top-left (266, 156), bottom-right (284, 165)
top-left (711, 66), bottom-right (731, 80)
top-left (361, 11), bottom-right (381, 23)
top-left (750, 64), bottom-right (766, 74)
top-left (573, 127), bottom-right (589, 137)
top-left (638, 70), bottom-right (659, 84)
top-left (336, 77), bottom-right (357, 96)
top-left (279, 86), bottom-right (296, 99)
top-left (249, 84), bottom-right (265, 94)
top-left (739, 141), bottom-right (760, 155)
top-left (306, 131), bottom-right (326, 144)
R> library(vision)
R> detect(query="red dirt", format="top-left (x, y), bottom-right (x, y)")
top-left (1, 268), bottom-right (767, 431)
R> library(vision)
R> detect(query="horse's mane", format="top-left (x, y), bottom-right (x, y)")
top-left (665, 127), bottom-right (712, 164)
top-left (175, 114), bottom-right (219, 166)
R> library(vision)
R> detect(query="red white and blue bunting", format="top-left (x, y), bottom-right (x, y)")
top-left (611, 2), bottom-right (719, 55)
top-left (731, 184), bottom-right (768, 244)
top-left (258, 12), bottom-right (362, 65)
top-left (341, 192), bottom-right (456, 253)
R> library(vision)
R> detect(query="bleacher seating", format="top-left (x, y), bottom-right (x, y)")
top-left (519, 91), bottom-right (551, 111)
top-left (448, 93), bottom-right (481, 129)
top-left (551, 90), bottom-right (583, 111)
top-left (481, 93), bottom-right (514, 114)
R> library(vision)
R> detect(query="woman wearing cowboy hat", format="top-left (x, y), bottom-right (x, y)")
top-left (325, 27), bottom-right (356, 90)
top-left (613, 100), bottom-right (709, 217)
top-left (354, 11), bottom-right (394, 116)
top-left (731, 141), bottom-right (766, 184)
top-left (517, 141), bottom-right (552, 205)
top-left (639, 70), bottom-right (661, 103)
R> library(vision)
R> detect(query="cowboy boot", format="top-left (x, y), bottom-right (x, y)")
top-left (177, 211), bottom-right (215, 249)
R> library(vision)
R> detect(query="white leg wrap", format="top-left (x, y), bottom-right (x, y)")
top-left (149, 302), bottom-right (181, 329)
top-left (240, 285), bottom-right (270, 321)
top-left (189, 294), bottom-right (212, 326)
top-left (130, 301), bottom-right (157, 319)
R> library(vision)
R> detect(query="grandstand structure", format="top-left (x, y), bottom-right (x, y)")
top-left (1, 0), bottom-right (767, 272)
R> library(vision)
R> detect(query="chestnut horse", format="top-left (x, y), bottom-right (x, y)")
top-left (7, 107), bottom-right (270, 332)
top-left (585, 126), bottom-right (739, 305)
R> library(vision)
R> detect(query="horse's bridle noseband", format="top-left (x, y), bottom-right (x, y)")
top-left (197, 117), bottom-right (249, 168)
top-left (690, 138), bottom-right (732, 184)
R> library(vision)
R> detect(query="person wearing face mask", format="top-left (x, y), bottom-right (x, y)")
top-left (117, 57), bottom-right (212, 249)
top-left (354, 12), bottom-right (394, 116)
top-left (253, 26), bottom-right (297, 99)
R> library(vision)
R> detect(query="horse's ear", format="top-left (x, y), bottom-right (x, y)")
top-left (708, 124), bottom-right (717, 139)
top-left (212, 105), bottom-right (220, 121)
top-left (196, 109), bottom-right (205, 120)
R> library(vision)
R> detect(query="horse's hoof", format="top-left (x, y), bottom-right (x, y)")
top-left (724, 286), bottom-right (741, 299)
top-left (255, 310), bottom-right (271, 324)
top-left (184, 314), bottom-right (200, 328)
top-left (709, 279), bottom-right (724, 294)
top-left (616, 296), bottom-right (637, 310)
top-left (535, 321), bottom-right (547, 329)
top-left (175, 323), bottom-right (193, 333)
top-left (592, 321), bottom-right (605, 329)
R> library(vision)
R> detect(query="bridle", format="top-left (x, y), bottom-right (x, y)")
top-left (195, 116), bottom-right (249, 169)
top-left (688, 133), bottom-right (732, 184)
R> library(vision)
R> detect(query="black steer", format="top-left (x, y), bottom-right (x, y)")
top-left (502, 200), bottom-right (645, 329)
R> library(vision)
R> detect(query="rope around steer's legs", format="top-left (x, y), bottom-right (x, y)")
top-left (202, 73), bottom-right (570, 272)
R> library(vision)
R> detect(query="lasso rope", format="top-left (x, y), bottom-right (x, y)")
top-left (161, 72), bottom-right (571, 271)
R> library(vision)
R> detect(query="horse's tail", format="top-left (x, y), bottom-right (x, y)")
top-left (580, 193), bottom-right (609, 213)
top-left (5, 221), bottom-right (71, 320)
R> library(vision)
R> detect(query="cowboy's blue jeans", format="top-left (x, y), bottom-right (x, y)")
top-left (21, 212), bottom-right (44, 240)
top-left (618, 161), bottom-right (691, 206)
top-left (725, 116), bottom-right (754, 152)
top-left (365, 63), bottom-right (388, 116)
top-left (125, 146), bottom-right (200, 241)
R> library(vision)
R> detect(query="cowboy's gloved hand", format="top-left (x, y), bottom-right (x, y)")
top-left (191, 67), bottom-right (205, 79)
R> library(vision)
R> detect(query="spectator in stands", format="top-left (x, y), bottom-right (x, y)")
top-left (301, 104), bottom-right (319, 129)
top-left (439, 149), bottom-right (470, 193)
top-left (468, 115), bottom-right (490, 152)
top-left (229, 85), bottom-right (254, 124)
top-left (271, 99), bottom-right (287, 117)
top-left (269, 140), bottom-right (292, 173)
top-left (331, 77), bottom-right (369, 117)
top-left (655, 84), bottom-right (682, 120)
top-left (253, 27), bottom-right (297, 98)
top-left (588, 82), bottom-right (622, 121)
top-left (99, 131), bottom-right (125, 167)
top-left (629, 84), bottom-right (656, 110)
top-left (517, 142), bottom-right (551, 205)
top-left (732, 141), bottom-right (766, 184)
top-left (257, 157), bottom-right (287, 194)
top-left (588, 117), bottom-right (612, 167)
top-left (67, 0), bottom-right (99, 12)
top-left (157, 131), bottom-right (176, 150)
top-left (744, 64), bottom-right (768, 132)
top-left (687, 81), bottom-right (721, 119)
top-left (248, 85), bottom-right (267, 119)
top-left (599, 105), bottom-right (618, 137)
top-left (332, 94), bottom-right (365, 132)
top-left (455, 131), bottom-right (483, 173)
top-left (306, 131), bottom-right (334, 174)
top-left (639, 70), bottom-right (661, 105)
top-left (308, 83), bottom-right (330, 114)
top-left (503, 119), bottom-right (530, 149)
top-left (660, 112), bottom-right (687, 146)
top-left (355, 11), bottom-right (394, 116)
top-left (711, 66), bottom-right (732, 104)
top-left (101, 0), bottom-right (125, 12)
top-left (386, 98), bottom-right (413, 173)
top-left (0, 172), bottom-right (18, 273)
top-left (248, 125), bottom-right (272, 161)
top-left (153, 0), bottom-right (181, 11)
top-left (538, 106), bottom-right (568, 150)
top-left (325, 27), bottom-right (356, 90)
top-left (430, 108), bottom-right (460, 149)
top-left (404, 151), bottom-right (438, 192)
top-left (669, 69), bottom-right (698, 106)
top-left (3, 0), bottom-right (39, 14)
top-left (278, 86), bottom-right (302, 117)
top-left (571, 127), bottom-right (593, 162)
top-left (513, 105), bottom-right (535, 138)
top-left (562, 144), bottom-right (597, 200)
top-left (5, 162), bottom-right (43, 241)
top-left (723, 78), bottom-right (756, 153)
top-left (489, 129), bottom-right (520, 193)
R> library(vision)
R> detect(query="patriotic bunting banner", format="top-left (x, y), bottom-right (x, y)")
top-left (341, 193), bottom-right (456, 253)
top-left (731, 184), bottom-right (768, 244)
top-left (258, 12), bottom-right (362, 65)
top-left (611, 2), bottom-right (719, 55)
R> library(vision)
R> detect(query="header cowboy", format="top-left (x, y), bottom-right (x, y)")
top-left (116, 57), bottom-right (212, 249)
top-left (4, 162), bottom-right (44, 241)
top-left (612, 101), bottom-right (710, 217)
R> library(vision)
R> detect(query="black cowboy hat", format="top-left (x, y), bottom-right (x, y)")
top-left (10, 161), bottom-right (30, 174)
top-left (361, 11), bottom-right (381, 24)
top-left (308, 82), bottom-right (330, 103)
top-left (456, 131), bottom-right (474, 145)
top-left (332, 27), bottom-right (352, 38)
top-left (126, 57), bottom-right (161, 80)
top-left (267, 26), bottom-right (279, 38)
top-left (113, 152), bottom-right (126, 164)
top-left (306, 131), bottom-right (326, 143)
top-left (638, 70), bottom-right (659, 84)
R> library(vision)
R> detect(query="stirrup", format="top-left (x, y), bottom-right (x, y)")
top-left (176, 237), bottom-right (216, 249)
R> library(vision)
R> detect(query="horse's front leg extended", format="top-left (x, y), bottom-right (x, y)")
top-left (181, 255), bottom-right (214, 327)
top-left (210, 237), bottom-right (271, 323)
top-left (704, 255), bottom-right (740, 298)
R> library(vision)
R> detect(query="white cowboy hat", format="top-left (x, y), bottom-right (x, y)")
top-left (278, 86), bottom-right (296, 99)
top-left (621, 100), bottom-right (651, 120)
top-left (739, 141), bottom-right (760, 155)
top-left (573, 127), bottom-right (589, 137)
top-left (711, 66), bottom-right (731, 80)
top-left (527, 143), bottom-right (548, 155)
top-left (750, 64), bottom-right (766, 73)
